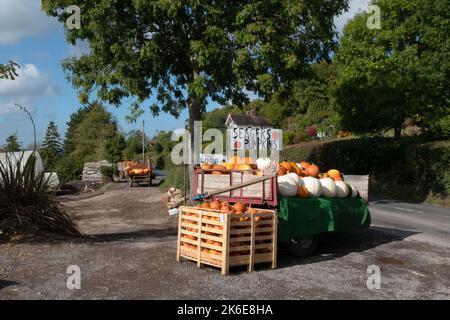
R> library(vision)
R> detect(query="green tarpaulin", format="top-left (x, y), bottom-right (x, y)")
top-left (277, 197), bottom-right (371, 241)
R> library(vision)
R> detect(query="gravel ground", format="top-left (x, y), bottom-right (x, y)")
top-left (0, 184), bottom-right (449, 300)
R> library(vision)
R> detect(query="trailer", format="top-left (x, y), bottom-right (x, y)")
top-left (192, 167), bottom-right (371, 258)
top-left (123, 162), bottom-right (153, 187)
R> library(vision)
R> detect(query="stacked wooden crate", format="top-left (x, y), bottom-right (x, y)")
top-left (177, 206), bottom-right (277, 275)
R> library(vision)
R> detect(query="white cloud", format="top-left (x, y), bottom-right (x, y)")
top-left (0, 98), bottom-right (35, 115)
top-left (0, 63), bottom-right (61, 98)
top-left (334, 0), bottom-right (371, 34)
top-left (0, 0), bottom-right (59, 44)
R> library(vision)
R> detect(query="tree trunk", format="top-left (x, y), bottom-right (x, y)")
top-left (394, 126), bottom-right (402, 139)
top-left (187, 95), bottom-right (202, 204)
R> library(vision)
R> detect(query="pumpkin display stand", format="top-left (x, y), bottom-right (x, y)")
top-left (177, 206), bottom-right (277, 275)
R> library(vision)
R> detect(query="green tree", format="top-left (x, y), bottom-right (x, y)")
top-left (41, 121), bottom-right (63, 170)
top-left (122, 130), bottom-right (151, 160)
top-left (105, 132), bottom-right (126, 163)
top-left (4, 134), bottom-right (21, 152)
top-left (43, 0), bottom-right (348, 144)
top-left (63, 105), bottom-right (92, 155)
top-left (70, 103), bottom-right (120, 161)
top-left (333, 0), bottom-right (450, 138)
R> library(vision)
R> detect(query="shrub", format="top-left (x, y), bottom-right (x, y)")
top-left (160, 165), bottom-right (188, 193)
top-left (55, 157), bottom-right (84, 183)
top-left (0, 152), bottom-right (81, 237)
top-left (100, 165), bottom-right (118, 178)
top-left (283, 131), bottom-right (295, 146)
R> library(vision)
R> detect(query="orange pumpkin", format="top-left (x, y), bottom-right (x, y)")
top-left (233, 202), bottom-right (246, 213)
top-left (290, 162), bottom-right (302, 175)
top-left (306, 164), bottom-right (320, 177)
top-left (327, 169), bottom-right (341, 180)
top-left (300, 162), bottom-right (310, 170)
top-left (222, 162), bottom-right (234, 170)
top-left (277, 166), bottom-right (287, 176)
top-left (237, 164), bottom-right (252, 171)
top-left (243, 157), bottom-right (255, 165)
top-left (199, 202), bottom-right (210, 209)
top-left (334, 176), bottom-right (343, 182)
top-left (200, 162), bottom-right (213, 170)
top-left (209, 200), bottom-right (221, 210)
top-left (280, 161), bottom-right (292, 172)
top-left (297, 186), bottom-right (309, 198)
top-left (212, 164), bottom-right (226, 174)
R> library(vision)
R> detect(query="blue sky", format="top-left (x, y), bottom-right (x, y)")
top-left (0, 0), bottom-right (369, 148)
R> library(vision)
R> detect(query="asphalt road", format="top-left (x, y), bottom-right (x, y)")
top-left (369, 196), bottom-right (450, 248)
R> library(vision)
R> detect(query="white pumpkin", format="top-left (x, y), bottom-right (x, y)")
top-left (335, 181), bottom-right (349, 198)
top-left (277, 175), bottom-right (298, 197)
top-left (286, 172), bottom-right (302, 185)
top-left (303, 177), bottom-right (322, 197)
top-left (349, 184), bottom-right (360, 198)
top-left (256, 157), bottom-right (272, 170)
top-left (320, 178), bottom-right (336, 198)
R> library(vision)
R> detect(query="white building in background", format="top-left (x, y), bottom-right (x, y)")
top-left (0, 151), bottom-right (44, 176)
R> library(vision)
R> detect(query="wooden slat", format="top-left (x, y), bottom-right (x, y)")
top-left (201, 243), bottom-right (223, 251)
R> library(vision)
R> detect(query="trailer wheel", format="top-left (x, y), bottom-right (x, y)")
top-left (286, 235), bottom-right (318, 258)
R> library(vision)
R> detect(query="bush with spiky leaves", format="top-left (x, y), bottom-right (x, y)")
top-left (0, 152), bottom-right (80, 238)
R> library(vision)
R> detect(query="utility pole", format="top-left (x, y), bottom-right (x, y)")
top-left (142, 120), bottom-right (145, 163)
top-left (15, 104), bottom-right (36, 151)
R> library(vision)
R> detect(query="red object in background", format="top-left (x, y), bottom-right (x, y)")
top-left (306, 126), bottom-right (317, 137)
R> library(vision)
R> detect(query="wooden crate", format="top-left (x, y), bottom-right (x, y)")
top-left (176, 206), bottom-right (277, 275)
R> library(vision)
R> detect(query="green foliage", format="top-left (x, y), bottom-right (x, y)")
top-left (63, 105), bottom-right (92, 155)
top-left (40, 121), bottom-right (63, 170)
top-left (282, 137), bottom-right (450, 200)
top-left (123, 130), bottom-right (146, 160)
top-left (69, 103), bottom-right (122, 162)
top-left (160, 166), bottom-right (188, 193)
top-left (4, 134), bottom-right (21, 152)
top-left (0, 60), bottom-right (19, 80)
top-left (100, 165), bottom-right (118, 179)
top-left (105, 133), bottom-right (126, 163)
top-left (55, 156), bottom-right (84, 183)
top-left (0, 152), bottom-right (80, 237)
top-left (283, 131), bottom-right (295, 146)
top-left (43, 0), bottom-right (348, 131)
top-left (333, 0), bottom-right (450, 138)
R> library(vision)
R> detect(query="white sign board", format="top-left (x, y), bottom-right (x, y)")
top-left (227, 127), bottom-right (282, 151)
top-left (200, 153), bottom-right (226, 164)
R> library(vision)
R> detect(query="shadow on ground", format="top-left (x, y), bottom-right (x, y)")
top-left (0, 280), bottom-right (19, 290)
top-left (277, 226), bottom-right (418, 268)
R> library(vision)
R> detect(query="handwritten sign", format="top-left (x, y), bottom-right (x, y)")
top-left (228, 127), bottom-right (282, 151)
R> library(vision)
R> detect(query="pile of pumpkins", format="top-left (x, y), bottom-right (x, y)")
top-left (197, 199), bottom-right (258, 216)
top-left (200, 156), bottom-right (257, 174)
top-left (276, 161), bottom-right (360, 199)
top-left (123, 161), bottom-right (151, 175)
